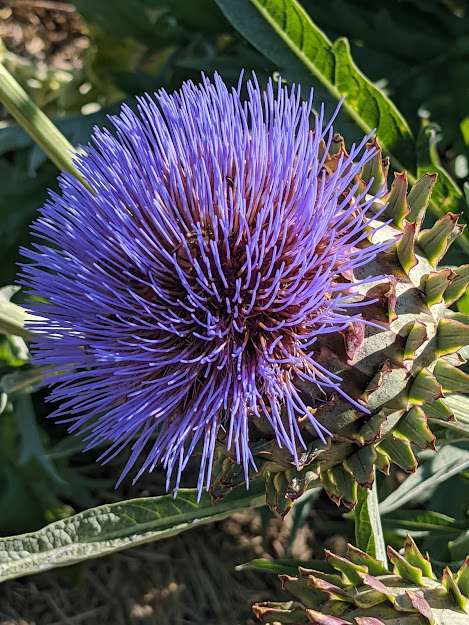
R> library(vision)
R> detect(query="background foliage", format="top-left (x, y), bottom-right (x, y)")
top-left (0, 0), bottom-right (468, 623)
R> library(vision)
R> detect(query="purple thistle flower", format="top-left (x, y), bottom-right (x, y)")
top-left (22, 73), bottom-right (388, 494)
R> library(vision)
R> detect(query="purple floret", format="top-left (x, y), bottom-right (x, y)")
top-left (22, 73), bottom-right (388, 494)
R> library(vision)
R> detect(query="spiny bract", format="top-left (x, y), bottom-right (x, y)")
top-left (212, 138), bottom-right (469, 512)
top-left (253, 536), bottom-right (469, 625)
top-left (21, 73), bottom-right (392, 493)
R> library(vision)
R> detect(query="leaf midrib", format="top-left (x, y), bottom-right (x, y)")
top-left (250, 0), bottom-right (405, 163)
top-left (0, 485), bottom-right (266, 558)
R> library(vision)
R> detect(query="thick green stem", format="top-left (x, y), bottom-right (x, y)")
top-left (0, 63), bottom-right (84, 183)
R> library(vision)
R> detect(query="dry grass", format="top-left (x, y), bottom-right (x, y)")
top-left (0, 512), bottom-right (279, 625)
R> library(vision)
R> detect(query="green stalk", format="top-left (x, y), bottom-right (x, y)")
top-left (0, 63), bottom-right (84, 184)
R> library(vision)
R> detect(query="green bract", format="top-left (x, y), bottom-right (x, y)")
top-left (253, 536), bottom-right (469, 624)
top-left (313, 141), bottom-right (469, 508)
top-left (213, 138), bottom-right (469, 515)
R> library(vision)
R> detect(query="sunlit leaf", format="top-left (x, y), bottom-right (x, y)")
top-left (215, 0), bottom-right (469, 253)
top-left (215, 0), bottom-right (414, 165)
top-left (0, 481), bottom-right (265, 582)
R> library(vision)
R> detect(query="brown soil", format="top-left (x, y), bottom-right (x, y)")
top-left (0, 0), bottom-right (88, 71)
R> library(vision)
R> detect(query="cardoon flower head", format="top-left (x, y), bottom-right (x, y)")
top-left (22, 73), bottom-right (389, 494)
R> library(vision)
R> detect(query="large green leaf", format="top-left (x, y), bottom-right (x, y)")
top-left (0, 481), bottom-right (265, 582)
top-left (215, 0), bottom-right (414, 167)
top-left (302, 0), bottom-right (469, 154)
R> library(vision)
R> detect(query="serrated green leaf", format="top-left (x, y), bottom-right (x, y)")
top-left (0, 481), bottom-right (265, 582)
top-left (215, 0), bottom-right (469, 253)
top-left (215, 0), bottom-right (414, 167)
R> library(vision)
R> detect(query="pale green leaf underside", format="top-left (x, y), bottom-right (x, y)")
top-left (0, 298), bottom-right (30, 339)
top-left (0, 482), bottom-right (265, 582)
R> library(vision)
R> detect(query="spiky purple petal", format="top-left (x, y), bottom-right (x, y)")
top-left (22, 73), bottom-right (388, 493)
